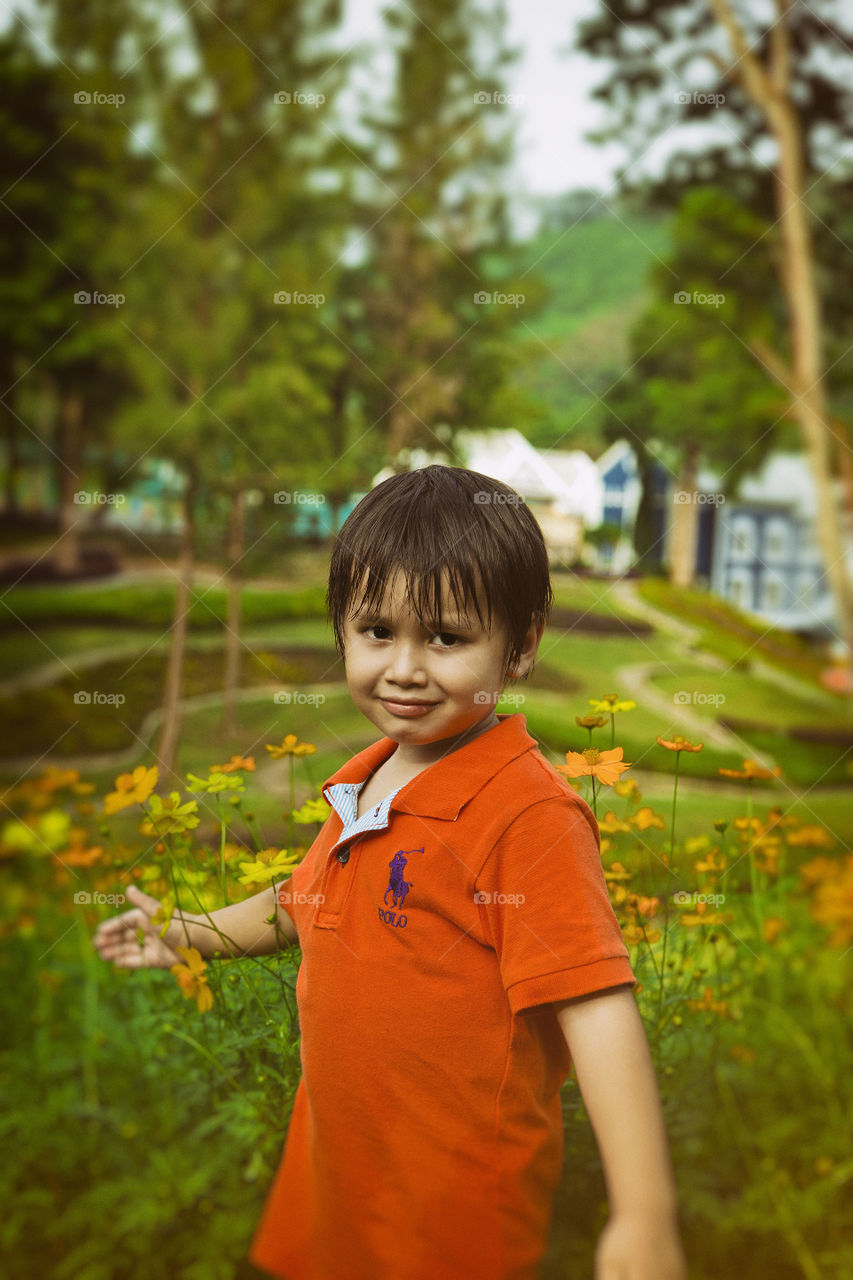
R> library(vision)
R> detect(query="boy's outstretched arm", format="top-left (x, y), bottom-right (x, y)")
top-left (555, 987), bottom-right (688, 1280)
top-left (93, 881), bottom-right (299, 969)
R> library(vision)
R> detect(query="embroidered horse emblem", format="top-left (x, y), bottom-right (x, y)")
top-left (384, 851), bottom-right (413, 909)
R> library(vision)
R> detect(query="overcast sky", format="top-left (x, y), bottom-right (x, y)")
top-left (336, 0), bottom-right (624, 195)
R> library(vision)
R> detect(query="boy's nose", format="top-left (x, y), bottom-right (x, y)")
top-left (385, 640), bottom-right (428, 685)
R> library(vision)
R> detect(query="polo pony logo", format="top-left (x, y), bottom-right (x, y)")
top-left (384, 851), bottom-right (413, 909)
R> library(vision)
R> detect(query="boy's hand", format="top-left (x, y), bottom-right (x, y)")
top-left (594, 1212), bottom-right (687, 1280)
top-left (92, 884), bottom-right (188, 970)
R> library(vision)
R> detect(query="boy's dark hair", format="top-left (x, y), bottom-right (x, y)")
top-left (326, 465), bottom-right (552, 676)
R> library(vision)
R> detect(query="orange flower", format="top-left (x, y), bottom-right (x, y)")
top-left (657, 735), bottom-right (703, 753)
top-left (762, 916), bottom-right (787, 944)
top-left (266, 735), bottom-right (317, 759)
top-left (208, 755), bottom-right (256, 773)
top-left (603, 860), bottom-right (633, 882)
top-left (170, 946), bottom-right (213, 1013)
top-left (103, 766), bottom-right (159, 815)
top-left (718, 759), bottom-right (781, 780)
top-left (557, 746), bottom-right (631, 786)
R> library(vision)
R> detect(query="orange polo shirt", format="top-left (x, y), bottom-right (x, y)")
top-left (249, 714), bottom-right (636, 1280)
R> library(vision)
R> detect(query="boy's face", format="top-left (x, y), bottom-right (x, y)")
top-left (341, 570), bottom-right (528, 763)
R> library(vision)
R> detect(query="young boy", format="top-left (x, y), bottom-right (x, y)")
top-left (94, 465), bottom-right (687, 1280)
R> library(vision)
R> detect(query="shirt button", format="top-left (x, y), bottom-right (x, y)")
top-left (337, 850), bottom-right (350, 865)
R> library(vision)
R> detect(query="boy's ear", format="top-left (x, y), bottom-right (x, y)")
top-left (506, 613), bottom-right (546, 680)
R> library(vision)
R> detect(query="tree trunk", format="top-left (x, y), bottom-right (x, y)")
top-left (53, 384), bottom-right (84, 576)
top-left (157, 468), bottom-right (196, 782)
top-left (221, 487), bottom-right (245, 738)
top-left (710, 0), bottom-right (853, 664)
top-left (668, 443), bottom-right (700, 590)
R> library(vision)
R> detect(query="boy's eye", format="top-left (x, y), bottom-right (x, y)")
top-left (432, 632), bottom-right (460, 648)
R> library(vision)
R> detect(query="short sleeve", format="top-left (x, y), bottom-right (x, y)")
top-left (474, 793), bottom-right (637, 1013)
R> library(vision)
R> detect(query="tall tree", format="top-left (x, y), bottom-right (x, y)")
top-left (338, 0), bottom-right (538, 469)
top-left (576, 0), bottom-right (853, 661)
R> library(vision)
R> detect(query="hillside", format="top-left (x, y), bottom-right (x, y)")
top-left (503, 205), bottom-right (670, 452)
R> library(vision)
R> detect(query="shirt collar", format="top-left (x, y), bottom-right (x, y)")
top-left (321, 713), bottom-right (537, 820)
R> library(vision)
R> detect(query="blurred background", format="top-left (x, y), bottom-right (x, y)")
top-left (1, 1), bottom-right (852, 1277)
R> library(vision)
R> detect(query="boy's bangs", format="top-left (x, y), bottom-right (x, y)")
top-left (346, 554), bottom-right (493, 635)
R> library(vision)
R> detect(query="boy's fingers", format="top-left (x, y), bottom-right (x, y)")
top-left (124, 884), bottom-right (164, 915)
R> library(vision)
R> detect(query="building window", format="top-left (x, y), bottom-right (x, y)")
top-left (730, 517), bottom-right (752, 559)
top-left (762, 579), bottom-right (783, 610)
top-left (763, 518), bottom-right (789, 561)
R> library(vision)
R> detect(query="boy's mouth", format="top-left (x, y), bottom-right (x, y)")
top-left (379, 698), bottom-right (438, 718)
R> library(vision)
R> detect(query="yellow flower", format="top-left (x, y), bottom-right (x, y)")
top-left (291, 797), bottom-right (332, 824)
top-left (612, 777), bottom-right (641, 801)
top-left (630, 806), bottom-right (666, 831)
top-left (575, 714), bottom-right (609, 729)
top-left (266, 734), bottom-right (317, 759)
top-left (603, 860), bottom-right (633, 883)
top-left (139, 792), bottom-right (199, 836)
top-left (558, 746), bottom-right (631, 786)
top-left (657, 735), bottom-right (703, 753)
top-left (185, 771), bottom-right (246, 795)
top-left (785, 825), bottom-right (835, 849)
top-left (598, 811), bottom-right (632, 834)
top-left (762, 916), bottom-right (787, 944)
top-left (237, 847), bottom-right (302, 886)
top-left (170, 946), bottom-right (213, 1013)
top-left (589, 695), bottom-right (637, 713)
top-left (103, 765), bottom-right (159, 815)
